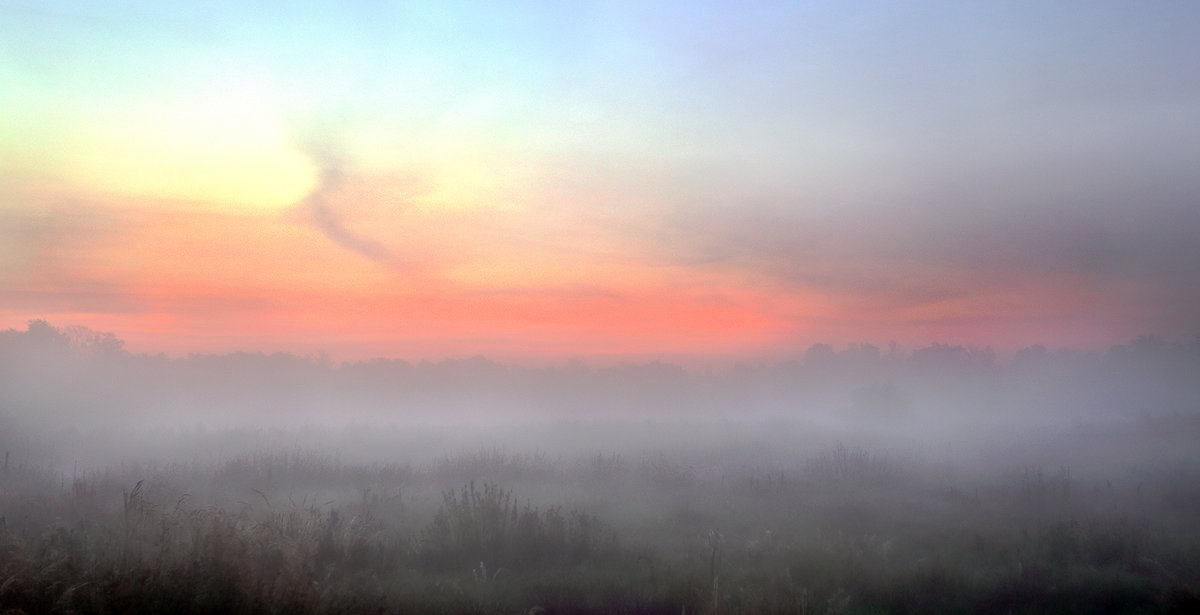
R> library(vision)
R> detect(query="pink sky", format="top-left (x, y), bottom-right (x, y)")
top-left (3, 3), bottom-right (1197, 363)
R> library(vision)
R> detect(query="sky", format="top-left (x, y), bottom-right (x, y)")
top-left (2, 1), bottom-right (1199, 364)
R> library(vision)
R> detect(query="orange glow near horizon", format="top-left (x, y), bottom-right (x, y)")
top-left (0, 196), bottom-right (801, 363)
top-left (0, 178), bottom-right (1169, 364)
top-left (4, 2), bottom-right (1195, 362)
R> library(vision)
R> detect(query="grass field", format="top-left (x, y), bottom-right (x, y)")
top-left (3, 414), bottom-right (1199, 614)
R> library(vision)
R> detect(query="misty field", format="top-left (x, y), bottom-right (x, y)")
top-left (3, 325), bottom-right (1200, 613)
top-left (3, 416), bottom-right (1200, 615)
top-left (8, 0), bottom-right (1200, 611)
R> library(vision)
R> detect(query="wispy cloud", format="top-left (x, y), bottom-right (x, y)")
top-left (646, 174), bottom-right (1200, 343)
top-left (295, 142), bottom-right (403, 268)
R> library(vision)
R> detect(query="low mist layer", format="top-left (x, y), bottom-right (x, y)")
top-left (3, 320), bottom-right (1198, 467)
top-left (2, 321), bottom-right (1200, 613)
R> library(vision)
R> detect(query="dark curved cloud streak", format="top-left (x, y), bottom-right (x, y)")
top-left (296, 143), bottom-right (401, 268)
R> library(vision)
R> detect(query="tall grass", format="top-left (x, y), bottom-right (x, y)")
top-left (1, 436), bottom-right (1199, 614)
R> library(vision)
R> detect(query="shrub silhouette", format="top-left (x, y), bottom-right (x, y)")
top-left (420, 481), bottom-right (612, 570)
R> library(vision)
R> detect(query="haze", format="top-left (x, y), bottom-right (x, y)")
top-left (2, 321), bottom-right (1200, 612)
top-left (3, 2), bottom-right (1200, 613)
top-left (1, 319), bottom-right (1198, 464)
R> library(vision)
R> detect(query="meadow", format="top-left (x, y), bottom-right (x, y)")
top-left (2, 413), bottom-right (1199, 615)
top-left (3, 325), bottom-right (1199, 613)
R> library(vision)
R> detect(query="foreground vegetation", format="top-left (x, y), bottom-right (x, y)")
top-left (3, 416), bottom-right (1200, 614)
